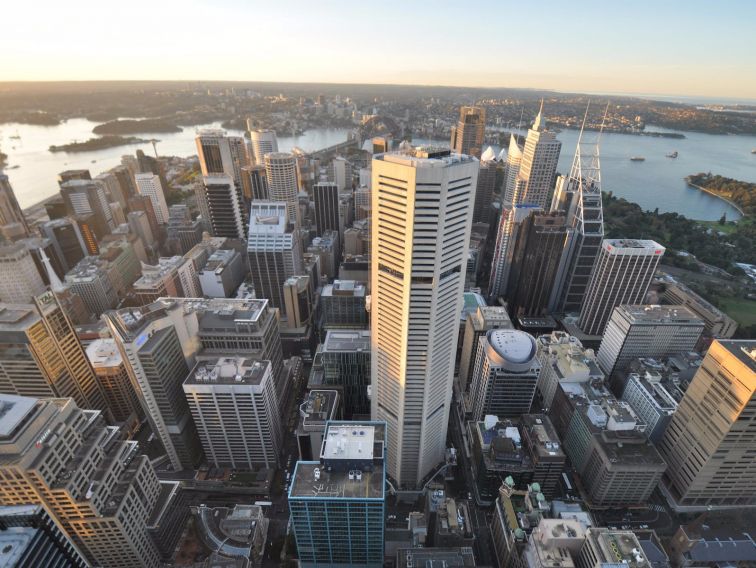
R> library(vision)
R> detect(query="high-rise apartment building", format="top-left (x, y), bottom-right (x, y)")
top-left (195, 129), bottom-right (250, 188)
top-left (551, 129), bottom-right (605, 313)
top-left (184, 358), bottom-right (282, 469)
top-left (313, 181), bottom-right (341, 237)
top-left (289, 421), bottom-right (386, 567)
top-left (135, 173), bottom-right (170, 225)
top-left (450, 106), bottom-right (486, 158)
top-left (597, 304), bottom-right (704, 391)
top-left (264, 152), bottom-right (300, 226)
top-left (469, 329), bottom-right (541, 420)
top-left (0, 394), bottom-right (164, 568)
top-left (247, 202), bottom-right (303, 311)
top-left (513, 105), bottom-right (562, 209)
top-left (371, 147), bottom-right (477, 488)
top-left (0, 174), bottom-right (30, 236)
top-left (248, 127), bottom-right (279, 166)
top-left (0, 243), bottom-right (46, 304)
top-left (488, 204), bottom-right (541, 301)
top-left (200, 174), bottom-right (247, 239)
top-left (40, 218), bottom-right (88, 275)
top-left (657, 340), bottom-right (756, 507)
top-left (459, 306), bottom-right (514, 393)
top-left (0, 293), bottom-right (107, 414)
top-left (578, 240), bottom-right (665, 336)
top-left (474, 147), bottom-right (498, 224)
top-left (504, 211), bottom-right (572, 318)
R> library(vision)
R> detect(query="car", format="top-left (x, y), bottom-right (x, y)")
top-left (621, 525), bottom-right (631, 530)
top-left (640, 524), bottom-right (649, 529)
top-left (388, 515), bottom-right (396, 520)
top-left (285, 472), bottom-right (291, 481)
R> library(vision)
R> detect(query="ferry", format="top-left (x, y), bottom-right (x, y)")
top-left (751, 148), bottom-right (756, 154)
top-left (630, 156), bottom-right (645, 162)
top-left (666, 151), bottom-right (678, 158)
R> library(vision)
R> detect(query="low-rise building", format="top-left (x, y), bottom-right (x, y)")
top-left (296, 389), bottom-right (341, 461)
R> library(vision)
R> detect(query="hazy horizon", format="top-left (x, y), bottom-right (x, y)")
top-left (3, 0), bottom-right (755, 100)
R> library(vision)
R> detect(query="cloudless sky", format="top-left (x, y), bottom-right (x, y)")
top-left (3, 0), bottom-right (755, 99)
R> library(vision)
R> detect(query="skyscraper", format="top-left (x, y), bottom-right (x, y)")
top-left (473, 147), bottom-right (498, 224)
top-left (40, 218), bottom-right (88, 275)
top-left (184, 358), bottom-right (282, 469)
top-left (0, 394), bottom-right (164, 568)
top-left (551, 119), bottom-right (605, 313)
top-left (371, 146), bottom-right (477, 488)
top-left (657, 340), bottom-right (756, 507)
top-left (264, 152), bottom-right (300, 226)
top-left (247, 202), bottom-right (303, 311)
top-left (195, 129), bottom-right (250, 188)
top-left (200, 174), bottom-right (247, 239)
top-left (317, 330), bottom-right (372, 418)
top-left (135, 172), bottom-right (170, 225)
top-left (459, 306), bottom-right (514, 393)
top-left (502, 135), bottom-right (523, 206)
top-left (488, 204), bottom-right (541, 301)
top-left (248, 127), bottom-right (279, 166)
top-left (0, 243), bottom-right (46, 303)
top-left (469, 329), bottom-right (541, 420)
top-left (578, 240), bottom-right (665, 336)
top-left (313, 181), bottom-right (341, 237)
top-left (597, 304), bottom-right (704, 390)
top-left (0, 293), bottom-right (107, 415)
top-left (86, 338), bottom-right (143, 423)
top-left (0, 174), bottom-right (30, 236)
top-left (504, 211), bottom-right (572, 319)
top-left (450, 106), bottom-right (486, 158)
top-left (289, 421), bottom-right (386, 567)
top-left (59, 179), bottom-right (113, 238)
top-left (513, 103), bottom-right (562, 209)
top-left (240, 164), bottom-right (269, 201)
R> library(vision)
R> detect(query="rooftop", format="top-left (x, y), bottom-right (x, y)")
top-left (85, 338), bottom-right (123, 369)
top-left (0, 305), bottom-right (37, 333)
top-left (323, 329), bottom-right (370, 353)
top-left (321, 280), bottom-right (366, 298)
top-left (0, 528), bottom-right (35, 567)
top-left (486, 329), bottom-right (538, 366)
top-left (377, 146), bottom-right (477, 168)
top-left (0, 395), bottom-right (38, 438)
top-left (185, 357), bottom-right (271, 386)
top-left (298, 390), bottom-right (340, 432)
top-left (604, 239), bottom-right (665, 255)
top-left (717, 339), bottom-right (756, 373)
top-left (587, 528), bottom-right (651, 568)
top-left (616, 304), bottom-right (704, 326)
top-left (396, 547), bottom-right (476, 567)
top-left (200, 249), bottom-right (238, 274)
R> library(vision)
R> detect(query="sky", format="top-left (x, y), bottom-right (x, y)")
top-left (3, 0), bottom-right (755, 100)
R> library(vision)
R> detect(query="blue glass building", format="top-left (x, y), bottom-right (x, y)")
top-left (289, 421), bottom-right (386, 567)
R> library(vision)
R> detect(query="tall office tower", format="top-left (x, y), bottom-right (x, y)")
top-left (64, 258), bottom-right (118, 316)
top-left (474, 147), bottom-right (498, 224)
top-left (551, 123), bottom-right (605, 313)
top-left (109, 200), bottom-right (126, 225)
top-left (459, 306), bottom-right (514, 393)
top-left (86, 338), bottom-right (143, 423)
top-left (110, 164), bottom-right (137, 202)
top-left (578, 240), bottom-right (665, 336)
top-left (316, 330), bottom-right (371, 418)
top-left (535, 331), bottom-right (603, 409)
top-left (0, 395), bottom-right (165, 568)
top-left (0, 504), bottom-right (88, 567)
top-left (308, 233), bottom-right (340, 280)
top-left (264, 152), bottom-right (300, 226)
top-left (247, 202), bottom-right (303, 311)
top-left (198, 248), bottom-right (245, 298)
top-left (502, 135), bottom-right (523, 205)
top-left (621, 371), bottom-right (678, 444)
top-left (469, 329), bottom-right (540, 420)
top-left (314, 181), bottom-right (341, 236)
top-left (660, 280), bottom-right (738, 339)
top-left (241, 164), bottom-right (269, 202)
top-left (488, 204), bottom-right (541, 301)
top-left (248, 127), bottom-right (279, 165)
top-left (201, 175), bottom-right (247, 239)
top-left (95, 170), bottom-right (128, 209)
top-left (328, 156), bottom-right (352, 191)
top-left (59, 179), bottom-right (113, 237)
top-left (128, 195), bottom-right (160, 240)
top-left (195, 129), bottom-right (250, 188)
top-left (184, 358), bottom-right (282, 469)
top-left (104, 306), bottom-right (203, 471)
top-left (597, 305), bottom-right (704, 390)
top-left (57, 169), bottom-right (91, 186)
top-left (657, 340), bottom-right (756, 507)
top-left (371, 147), bottom-right (477, 488)
top-left (0, 174), bottom-right (29, 235)
top-left (450, 105), bottom-right (486, 158)
top-left (283, 275), bottom-right (314, 330)
top-left (0, 293), bottom-right (108, 413)
top-left (289, 421), bottom-right (386, 567)
top-left (513, 104), bottom-right (562, 209)
top-left (135, 173), bottom-right (169, 224)
top-left (578, 529), bottom-right (652, 568)
top-left (44, 196), bottom-right (67, 221)
top-left (0, 243), bottom-right (46, 303)
top-left (354, 185), bottom-right (371, 220)
top-left (72, 214), bottom-right (100, 255)
top-left (320, 280), bottom-right (368, 330)
top-left (504, 211), bottom-right (572, 319)
top-left (166, 204), bottom-right (203, 255)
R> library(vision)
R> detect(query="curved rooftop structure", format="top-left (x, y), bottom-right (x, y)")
top-left (485, 329), bottom-right (538, 372)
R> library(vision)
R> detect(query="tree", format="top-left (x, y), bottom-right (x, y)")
top-left (719, 212), bottom-right (727, 225)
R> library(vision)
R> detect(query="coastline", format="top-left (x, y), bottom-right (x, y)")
top-left (685, 180), bottom-right (746, 216)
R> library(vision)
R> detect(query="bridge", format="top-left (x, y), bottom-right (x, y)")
top-left (310, 138), bottom-right (360, 160)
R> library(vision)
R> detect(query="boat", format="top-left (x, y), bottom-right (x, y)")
top-left (752, 148), bottom-right (756, 154)
top-left (666, 151), bottom-right (678, 158)
top-left (91, 160), bottom-right (97, 163)
top-left (630, 156), bottom-right (645, 162)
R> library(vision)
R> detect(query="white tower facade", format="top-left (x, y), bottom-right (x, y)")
top-left (195, 129), bottom-right (250, 188)
top-left (371, 147), bottom-right (478, 488)
top-left (135, 173), bottom-right (169, 224)
top-left (249, 128), bottom-right (279, 165)
top-left (513, 105), bottom-right (562, 209)
top-left (264, 152), bottom-right (300, 226)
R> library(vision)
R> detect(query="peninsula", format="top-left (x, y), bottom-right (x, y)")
top-left (49, 135), bottom-right (151, 153)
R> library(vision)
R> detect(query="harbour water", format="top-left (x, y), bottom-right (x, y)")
top-left (1, 118), bottom-right (754, 220)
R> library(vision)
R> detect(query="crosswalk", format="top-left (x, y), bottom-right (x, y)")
top-left (649, 504), bottom-right (666, 512)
